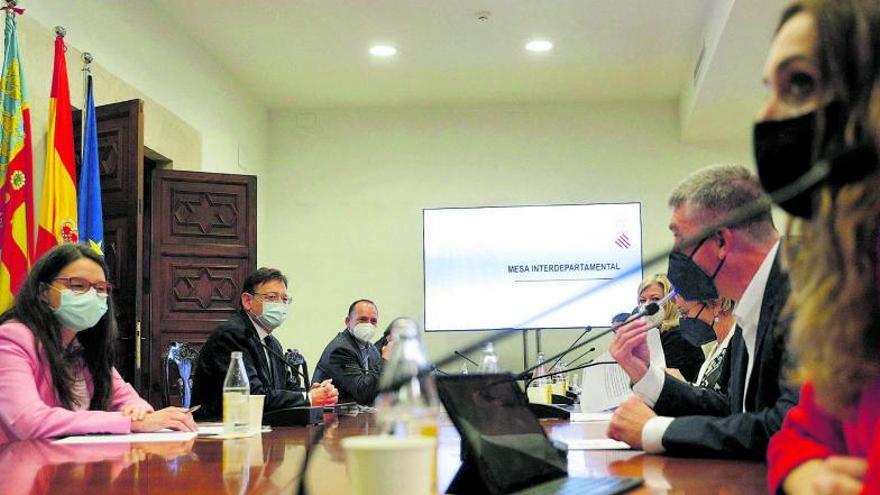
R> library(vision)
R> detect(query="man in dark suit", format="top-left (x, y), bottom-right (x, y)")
top-left (607, 165), bottom-right (800, 459)
top-left (312, 299), bottom-right (392, 405)
top-left (192, 268), bottom-right (338, 420)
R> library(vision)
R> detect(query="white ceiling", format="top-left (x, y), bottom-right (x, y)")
top-left (153, 1), bottom-right (708, 107)
top-left (152, 0), bottom-right (788, 139)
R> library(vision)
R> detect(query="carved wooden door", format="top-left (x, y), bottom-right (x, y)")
top-left (73, 100), bottom-right (145, 387)
top-left (147, 170), bottom-right (257, 406)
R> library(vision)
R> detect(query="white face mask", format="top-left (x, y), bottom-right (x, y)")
top-left (53, 289), bottom-right (109, 332)
top-left (350, 322), bottom-right (377, 343)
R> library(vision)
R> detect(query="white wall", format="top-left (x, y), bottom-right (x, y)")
top-left (264, 101), bottom-right (753, 372)
top-left (19, 3), bottom-right (269, 249)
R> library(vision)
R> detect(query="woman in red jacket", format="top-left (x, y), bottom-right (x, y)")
top-left (757, 1), bottom-right (880, 493)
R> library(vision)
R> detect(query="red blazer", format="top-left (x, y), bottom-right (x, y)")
top-left (768, 380), bottom-right (880, 494)
top-left (0, 321), bottom-right (152, 442)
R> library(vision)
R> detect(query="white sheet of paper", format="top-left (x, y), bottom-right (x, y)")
top-left (53, 431), bottom-right (197, 444)
top-left (560, 438), bottom-right (633, 450)
top-left (568, 412), bottom-right (613, 423)
top-left (647, 326), bottom-right (666, 368)
top-left (197, 425), bottom-right (225, 435)
top-left (579, 327), bottom-right (665, 412)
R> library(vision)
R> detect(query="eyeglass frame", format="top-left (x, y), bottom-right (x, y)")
top-left (249, 291), bottom-right (292, 305)
top-left (51, 277), bottom-right (114, 295)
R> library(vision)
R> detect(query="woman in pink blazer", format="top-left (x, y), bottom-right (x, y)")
top-left (0, 244), bottom-right (197, 442)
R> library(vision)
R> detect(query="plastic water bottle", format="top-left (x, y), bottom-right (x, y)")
top-left (478, 342), bottom-right (500, 373)
top-left (527, 352), bottom-right (551, 404)
top-left (223, 351), bottom-right (250, 434)
top-left (375, 318), bottom-right (440, 484)
top-left (460, 362), bottom-right (469, 374)
top-left (551, 361), bottom-right (568, 396)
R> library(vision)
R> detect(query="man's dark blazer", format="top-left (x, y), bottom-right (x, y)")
top-left (191, 309), bottom-right (307, 420)
top-left (652, 250), bottom-right (800, 459)
top-left (312, 330), bottom-right (383, 405)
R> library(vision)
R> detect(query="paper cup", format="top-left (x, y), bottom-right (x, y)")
top-left (341, 435), bottom-right (435, 495)
top-left (249, 395), bottom-right (265, 434)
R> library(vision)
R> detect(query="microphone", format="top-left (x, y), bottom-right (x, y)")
top-left (545, 326), bottom-right (592, 373)
top-left (454, 350), bottom-right (479, 367)
top-left (525, 360), bottom-right (618, 387)
top-left (565, 347), bottom-right (596, 368)
top-left (259, 339), bottom-right (309, 384)
top-left (512, 302), bottom-right (661, 381)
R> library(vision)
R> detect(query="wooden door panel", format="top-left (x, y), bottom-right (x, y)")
top-left (162, 259), bottom-right (248, 319)
top-left (74, 100), bottom-right (144, 388)
top-left (149, 170), bottom-right (256, 406)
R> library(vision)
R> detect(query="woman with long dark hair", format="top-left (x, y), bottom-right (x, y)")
top-left (759, 1), bottom-right (880, 492)
top-left (0, 244), bottom-right (196, 442)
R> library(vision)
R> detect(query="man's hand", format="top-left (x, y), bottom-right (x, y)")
top-left (785, 456), bottom-right (867, 495)
top-left (309, 379), bottom-right (339, 406)
top-left (607, 396), bottom-right (657, 450)
top-left (608, 318), bottom-right (652, 383)
top-left (381, 339), bottom-right (394, 360)
top-left (130, 407), bottom-right (197, 432)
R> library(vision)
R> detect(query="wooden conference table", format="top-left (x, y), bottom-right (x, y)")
top-left (0, 412), bottom-right (767, 494)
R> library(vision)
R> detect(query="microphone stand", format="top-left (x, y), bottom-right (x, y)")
top-left (454, 350), bottom-right (479, 367)
top-left (512, 302), bottom-right (661, 382)
top-left (565, 346), bottom-right (596, 369)
top-left (524, 360), bottom-right (617, 389)
top-left (545, 326), bottom-right (592, 372)
top-left (260, 340), bottom-right (309, 386)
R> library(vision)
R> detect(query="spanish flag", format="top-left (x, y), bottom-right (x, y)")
top-left (36, 30), bottom-right (77, 258)
top-left (0, 10), bottom-right (35, 311)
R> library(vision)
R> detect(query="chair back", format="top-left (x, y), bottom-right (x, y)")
top-left (163, 341), bottom-right (200, 408)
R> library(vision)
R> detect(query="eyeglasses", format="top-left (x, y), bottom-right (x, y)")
top-left (53, 277), bottom-right (113, 295)
top-left (252, 292), bottom-right (292, 305)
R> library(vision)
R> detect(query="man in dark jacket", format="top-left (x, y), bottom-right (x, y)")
top-left (192, 268), bottom-right (338, 420)
top-left (607, 165), bottom-right (799, 459)
top-left (312, 299), bottom-right (393, 405)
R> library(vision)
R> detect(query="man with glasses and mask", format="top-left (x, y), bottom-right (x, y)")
top-left (607, 164), bottom-right (800, 459)
top-left (192, 268), bottom-right (338, 420)
top-left (312, 299), bottom-right (391, 405)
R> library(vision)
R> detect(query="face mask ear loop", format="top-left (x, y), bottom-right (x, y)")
top-left (687, 235), bottom-right (710, 260)
top-left (692, 303), bottom-right (707, 321)
top-left (708, 232), bottom-right (727, 280)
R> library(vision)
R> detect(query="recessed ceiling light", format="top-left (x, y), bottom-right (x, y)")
top-left (525, 40), bottom-right (553, 53)
top-left (369, 45), bottom-right (397, 57)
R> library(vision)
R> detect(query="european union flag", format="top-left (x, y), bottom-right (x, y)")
top-left (77, 72), bottom-right (103, 256)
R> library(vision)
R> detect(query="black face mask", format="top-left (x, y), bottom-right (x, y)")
top-left (753, 101), bottom-right (879, 219)
top-left (667, 236), bottom-right (725, 301)
top-left (677, 304), bottom-right (716, 346)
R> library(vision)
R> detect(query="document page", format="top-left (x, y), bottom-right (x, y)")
top-left (579, 327), bottom-right (664, 412)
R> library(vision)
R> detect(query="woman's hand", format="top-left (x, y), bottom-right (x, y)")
top-left (121, 405), bottom-right (149, 422)
top-left (784, 456), bottom-right (867, 494)
top-left (130, 407), bottom-right (198, 433)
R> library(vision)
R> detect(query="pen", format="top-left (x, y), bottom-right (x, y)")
top-left (186, 404), bottom-right (201, 414)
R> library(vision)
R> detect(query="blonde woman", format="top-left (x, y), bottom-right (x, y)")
top-left (637, 274), bottom-right (705, 382)
top-left (674, 297), bottom-right (736, 392)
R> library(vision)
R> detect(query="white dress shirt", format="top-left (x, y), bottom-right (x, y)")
top-left (635, 240), bottom-right (780, 453)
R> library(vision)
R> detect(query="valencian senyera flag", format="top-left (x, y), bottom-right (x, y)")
top-left (36, 28), bottom-right (78, 258)
top-left (0, 8), bottom-right (35, 312)
top-left (78, 69), bottom-right (102, 256)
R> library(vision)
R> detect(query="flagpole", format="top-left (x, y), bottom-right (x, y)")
top-left (81, 52), bottom-right (92, 163)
